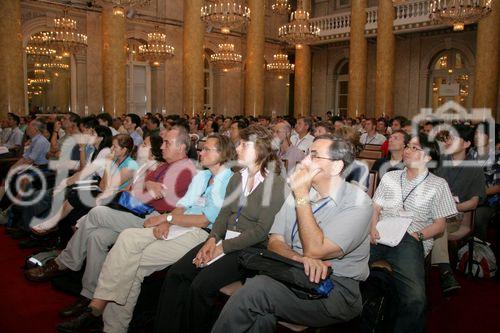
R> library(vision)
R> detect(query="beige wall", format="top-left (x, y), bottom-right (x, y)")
top-left (311, 30), bottom-right (478, 119)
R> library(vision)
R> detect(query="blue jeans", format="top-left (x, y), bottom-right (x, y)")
top-left (370, 233), bottom-right (426, 333)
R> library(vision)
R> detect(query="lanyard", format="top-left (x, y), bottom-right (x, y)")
top-left (291, 198), bottom-right (331, 247)
top-left (364, 135), bottom-right (375, 146)
top-left (400, 172), bottom-right (429, 208)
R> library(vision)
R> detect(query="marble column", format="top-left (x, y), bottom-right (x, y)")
top-left (348, 0), bottom-right (367, 118)
top-left (473, 1), bottom-right (499, 120)
top-left (183, 0), bottom-right (204, 116)
top-left (245, 0), bottom-right (265, 117)
top-left (102, 7), bottom-right (126, 117)
top-left (0, 0), bottom-right (25, 117)
top-left (375, 0), bottom-right (395, 118)
top-left (294, 0), bottom-right (312, 118)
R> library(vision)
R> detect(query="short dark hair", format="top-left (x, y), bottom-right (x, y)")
top-left (96, 113), bottom-right (113, 126)
top-left (8, 113), bottom-right (20, 126)
top-left (314, 135), bottom-right (355, 174)
top-left (127, 114), bottom-right (141, 129)
top-left (149, 134), bottom-right (165, 162)
top-left (418, 133), bottom-right (440, 169)
top-left (231, 119), bottom-right (247, 130)
top-left (81, 116), bottom-right (98, 129)
top-left (452, 124), bottom-right (474, 144)
top-left (149, 116), bottom-right (160, 127)
top-left (68, 112), bottom-right (81, 126)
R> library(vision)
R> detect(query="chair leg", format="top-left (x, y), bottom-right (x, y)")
top-left (467, 238), bottom-right (474, 278)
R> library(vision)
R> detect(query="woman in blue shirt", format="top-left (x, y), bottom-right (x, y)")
top-left (63, 134), bottom-right (236, 333)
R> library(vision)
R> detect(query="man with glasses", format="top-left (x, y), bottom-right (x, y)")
top-left (213, 136), bottom-right (373, 332)
top-left (369, 134), bottom-right (457, 332)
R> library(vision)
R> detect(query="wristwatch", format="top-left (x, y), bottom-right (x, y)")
top-left (417, 231), bottom-right (424, 242)
top-left (295, 197), bottom-right (310, 206)
top-left (165, 214), bottom-right (174, 224)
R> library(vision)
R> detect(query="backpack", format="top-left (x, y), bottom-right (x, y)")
top-left (457, 238), bottom-right (497, 278)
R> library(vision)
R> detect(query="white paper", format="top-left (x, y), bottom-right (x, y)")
top-left (0, 146), bottom-right (9, 154)
top-left (161, 225), bottom-right (197, 241)
top-left (376, 216), bottom-right (412, 247)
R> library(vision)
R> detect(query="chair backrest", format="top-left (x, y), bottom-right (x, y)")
top-left (367, 171), bottom-right (378, 198)
top-left (359, 158), bottom-right (376, 170)
top-left (364, 144), bottom-right (382, 151)
top-left (359, 149), bottom-right (383, 160)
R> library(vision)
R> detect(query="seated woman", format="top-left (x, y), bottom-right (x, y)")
top-left (153, 124), bottom-right (288, 333)
top-left (25, 128), bottom-right (196, 327)
top-left (30, 133), bottom-right (138, 234)
top-left (59, 134), bottom-right (236, 332)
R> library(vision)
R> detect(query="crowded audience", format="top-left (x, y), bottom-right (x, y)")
top-left (0, 109), bottom-right (498, 333)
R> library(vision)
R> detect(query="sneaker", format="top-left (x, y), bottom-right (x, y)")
top-left (57, 307), bottom-right (102, 333)
top-left (440, 270), bottom-right (461, 295)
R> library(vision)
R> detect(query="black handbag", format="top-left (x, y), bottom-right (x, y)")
top-left (239, 247), bottom-right (334, 300)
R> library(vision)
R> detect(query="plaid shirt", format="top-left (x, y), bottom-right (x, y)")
top-left (373, 169), bottom-right (458, 256)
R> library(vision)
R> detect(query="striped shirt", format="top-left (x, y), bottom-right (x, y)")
top-left (373, 169), bottom-right (457, 256)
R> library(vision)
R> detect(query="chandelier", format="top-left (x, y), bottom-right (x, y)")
top-left (429, 0), bottom-right (493, 31)
top-left (210, 43), bottom-right (242, 71)
top-left (272, 0), bottom-right (291, 15)
top-left (25, 44), bottom-right (56, 62)
top-left (138, 26), bottom-right (175, 66)
top-left (28, 77), bottom-right (51, 86)
top-left (266, 52), bottom-right (294, 79)
top-left (201, 0), bottom-right (251, 33)
top-left (278, 8), bottom-right (320, 45)
top-left (41, 10), bottom-right (87, 53)
top-left (42, 56), bottom-right (70, 72)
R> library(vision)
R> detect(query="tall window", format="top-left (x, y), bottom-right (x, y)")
top-left (203, 54), bottom-right (213, 114)
top-left (335, 59), bottom-right (349, 117)
top-left (126, 38), bottom-right (151, 115)
top-left (429, 49), bottom-right (472, 109)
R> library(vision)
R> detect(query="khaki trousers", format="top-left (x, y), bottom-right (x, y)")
top-left (431, 218), bottom-right (461, 264)
top-left (94, 227), bottom-right (209, 333)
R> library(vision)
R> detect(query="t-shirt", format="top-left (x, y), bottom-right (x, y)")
top-left (373, 170), bottom-right (458, 255)
top-left (132, 158), bottom-right (196, 213)
top-left (270, 181), bottom-right (373, 281)
top-left (435, 156), bottom-right (486, 204)
top-left (110, 156), bottom-right (139, 190)
top-left (176, 168), bottom-right (233, 226)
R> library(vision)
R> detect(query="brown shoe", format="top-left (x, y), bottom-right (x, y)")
top-left (25, 259), bottom-right (67, 282)
top-left (60, 297), bottom-right (91, 318)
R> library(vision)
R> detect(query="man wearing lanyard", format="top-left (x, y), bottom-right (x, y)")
top-left (212, 136), bottom-right (373, 332)
top-left (370, 134), bottom-right (457, 333)
top-left (359, 118), bottom-right (387, 146)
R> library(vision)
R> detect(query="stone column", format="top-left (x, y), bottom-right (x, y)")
top-left (0, 0), bottom-right (25, 117)
top-left (245, 0), bottom-right (265, 116)
top-left (348, 0), bottom-right (367, 118)
top-left (375, 0), bottom-right (395, 118)
top-left (294, 0), bottom-right (312, 118)
top-left (473, 1), bottom-right (500, 120)
top-left (183, 0), bottom-right (204, 116)
top-left (102, 7), bottom-right (126, 117)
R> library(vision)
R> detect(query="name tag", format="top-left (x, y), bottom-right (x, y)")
top-left (225, 230), bottom-right (241, 240)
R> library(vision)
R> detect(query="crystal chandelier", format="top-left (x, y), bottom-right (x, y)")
top-left (272, 0), bottom-right (291, 15)
top-left (201, 0), bottom-right (251, 33)
top-left (138, 26), bottom-right (175, 66)
top-left (210, 43), bottom-right (242, 71)
top-left (42, 56), bottom-right (70, 72)
top-left (25, 44), bottom-right (56, 62)
top-left (278, 6), bottom-right (320, 45)
top-left (42, 10), bottom-right (88, 53)
top-left (430, 0), bottom-right (493, 31)
top-left (267, 52), bottom-right (294, 79)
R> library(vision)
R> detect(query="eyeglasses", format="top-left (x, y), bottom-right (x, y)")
top-left (201, 147), bottom-right (219, 152)
top-left (238, 141), bottom-right (255, 149)
top-left (404, 144), bottom-right (423, 152)
top-left (309, 150), bottom-right (335, 161)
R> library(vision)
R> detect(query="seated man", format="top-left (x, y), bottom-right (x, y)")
top-left (370, 134), bottom-right (457, 332)
top-left (24, 127), bottom-right (196, 313)
top-left (371, 129), bottom-right (409, 182)
top-left (273, 121), bottom-right (305, 176)
top-left (62, 134), bottom-right (235, 332)
top-left (0, 113), bottom-right (24, 151)
top-left (212, 136), bottom-right (373, 332)
top-left (432, 124), bottom-right (486, 293)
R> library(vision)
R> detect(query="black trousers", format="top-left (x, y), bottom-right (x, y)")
top-left (153, 242), bottom-right (247, 333)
